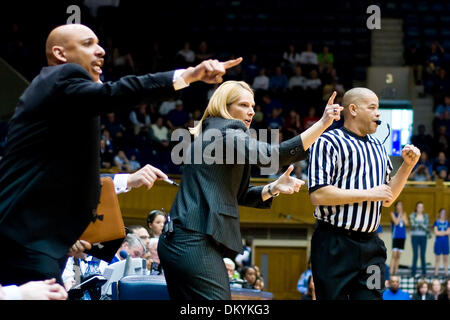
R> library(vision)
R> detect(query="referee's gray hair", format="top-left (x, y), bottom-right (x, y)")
top-left (124, 233), bottom-right (146, 253)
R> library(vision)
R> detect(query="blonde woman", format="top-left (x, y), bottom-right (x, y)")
top-left (158, 80), bottom-right (343, 299)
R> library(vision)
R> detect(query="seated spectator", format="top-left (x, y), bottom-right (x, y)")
top-left (431, 278), bottom-right (443, 300)
top-left (435, 69), bottom-right (450, 103)
top-left (435, 95), bottom-right (450, 120)
top-left (100, 139), bottom-right (114, 169)
top-left (252, 67), bottom-right (269, 91)
top-left (288, 65), bottom-right (307, 90)
top-left (382, 275), bottom-right (410, 300)
top-left (167, 100), bottom-right (189, 130)
top-left (322, 79), bottom-right (344, 105)
top-left (102, 112), bottom-right (125, 147)
top-left (0, 279), bottom-right (67, 300)
top-left (147, 210), bottom-right (167, 273)
top-left (269, 66), bottom-right (289, 92)
top-left (254, 277), bottom-right (264, 291)
top-left (149, 116), bottom-right (170, 147)
top-left (112, 46), bottom-right (135, 78)
top-left (128, 225), bottom-right (151, 254)
top-left (110, 233), bottom-right (146, 264)
top-left (252, 265), bottom-right (264, 291)
top-left (251, 105), bottom-right (265, 130)
top-left (435, 125), bottom-right (450, 152)
top-left (159, 97), bottom-right (177, 116)
top-left (412, 280), bottom-right (434, 300)
top-left (438, 279), bottom-right (450, 300)
top-left (147, 210), bottom-right (166, 238)
top-left (296, 260), bottom-right (312, 295)
top-left (129, 103), bottom-right (151, 136)
top-left (432, 151), bottom-right (449, 180)
top-left (195, 41), bottom-right (213, 63)
top-left (101, 129), bottom-right (115, 153)
top-left (409, 162), bottom-right (432, 181)
top-left (62, 253), bottom-right (108, 293)
top-left (176, 41), bottom-right (195, 67)
top-left (299, 42), bottom-right (318, 67)
top-left (301, 275), bottom-right (316, 300)
top-left (114, 150), bottom-right (131, 172)
top-left (293, 162), bottom-right (308, 181)
top-left (318, 45), bottom-right (334, 74)
top-left (303, 106), bottom-right (320, 129)
top-left (223, 258), bottom-right (240, 281)
top-left (282, 44), bottom-right (301, 74)
top-left (128, 154), bottom-right (141, 171)
top-left (305, 69), bottom-right (322, 90)
top-left (243, 53), bottom-right (261, 83)
top-left (416, 151), bottom-right (433, 177)
top-left (283, 109), bottom-right (302, 138)
top-left (411, 124), bottom-right (433, 155)
top-left (405, 44), bottom-right (424, 85)
top-left (267, 107), bottom-right (284, 130)
top-left (240, 266), bottom-right (257, 289)
top-left (128, 225), bottom-right (152, 270)
top-left (426, 41), bottom-right (445, 74)
top-left (235, 236), bottom-right (253, 269)
top-left (261, 93), bottom-right (282, 118)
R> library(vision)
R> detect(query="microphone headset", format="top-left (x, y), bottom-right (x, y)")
top-left (372, 120), bottom-right (391, 146)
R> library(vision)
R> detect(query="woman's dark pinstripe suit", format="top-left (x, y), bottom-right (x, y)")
top-left (158, 117), bottom-right (307, 299)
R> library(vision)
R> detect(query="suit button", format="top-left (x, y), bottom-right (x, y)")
top-left (295, 146), bottom-right (300, 152)
top-left (290, 149), bottom-right (295, 155)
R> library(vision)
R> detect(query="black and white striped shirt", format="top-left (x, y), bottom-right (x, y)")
top-left (308, 127), bottom-right (393, 233)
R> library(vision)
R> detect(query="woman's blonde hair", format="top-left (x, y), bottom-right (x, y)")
top-left (189, 80), bottom-right (254, 138)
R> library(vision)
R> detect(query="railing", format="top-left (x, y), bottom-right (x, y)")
top-left (116, 172), bottom-right (450, 227)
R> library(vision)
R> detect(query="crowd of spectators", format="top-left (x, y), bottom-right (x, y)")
top-left (406, 40), bottom-right (450, 182)
top-left (3, 19), bottom-right (449, 181)
top-left (94, 37), bottom-right (345, 177)
top-left (1, 20), bottom-right (346, 176)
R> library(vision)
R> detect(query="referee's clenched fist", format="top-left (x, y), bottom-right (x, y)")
top-left (401, 144), bottom-right (421, 167)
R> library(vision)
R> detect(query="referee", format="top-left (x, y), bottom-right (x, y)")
top-left (308, 87), bottom-right (420, 300)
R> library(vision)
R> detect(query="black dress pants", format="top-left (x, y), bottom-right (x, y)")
top-left (158, 222), bottom-right (231, 300)
top-left (311, 221), bottom-right (387, 300)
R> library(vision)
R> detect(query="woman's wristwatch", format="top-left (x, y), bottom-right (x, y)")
top-left (267, 183), bottom-right (279, 198)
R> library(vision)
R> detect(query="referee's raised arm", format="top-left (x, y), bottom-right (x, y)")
top-left (300, 91), bottom-right (343, 151)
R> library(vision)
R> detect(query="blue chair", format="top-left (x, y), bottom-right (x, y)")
top-left (117, 275), bottom-right (170, 300)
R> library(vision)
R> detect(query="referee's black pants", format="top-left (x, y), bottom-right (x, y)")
top-left (311, 221), bottom-right (387, 300)
top-left (158, 222), bottom-right (231, 300)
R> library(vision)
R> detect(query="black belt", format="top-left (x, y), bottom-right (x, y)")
top-left (317, 221), bottom-right (377, 240)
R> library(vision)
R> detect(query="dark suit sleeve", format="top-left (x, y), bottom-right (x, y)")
top-left (55, 63), bottom-right (176, 114)
top-left (238, 184), bottom-right (273, 209)
top-left (224, 126), bottom-right (307, 168)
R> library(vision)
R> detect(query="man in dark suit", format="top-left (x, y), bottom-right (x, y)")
top-left (0, 23), bottom-right (241, 286)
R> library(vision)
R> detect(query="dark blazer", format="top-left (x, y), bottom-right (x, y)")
top-left (0, 63), bottom-right (175, 259)
top-left (412, 292), bottom-right (435, 300)
top-left (170, 117), bottom-right (308, 255)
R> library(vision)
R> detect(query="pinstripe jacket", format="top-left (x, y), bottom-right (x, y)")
top-left (169, 117), bottom-right (307, 255)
